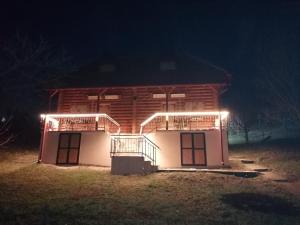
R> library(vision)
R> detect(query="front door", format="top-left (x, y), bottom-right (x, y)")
top-left (180, 133), bottom-right (206, 166)
top-left (56, 133), bottom-right (81, 165)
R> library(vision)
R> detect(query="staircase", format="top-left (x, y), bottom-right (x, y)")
top-left (110, 135), bottom-right (159, 175)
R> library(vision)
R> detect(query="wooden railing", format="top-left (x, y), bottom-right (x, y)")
top-left (140, 111), bottom-right (229, 134)
top-left (41, 113), bottom-right (120, 133)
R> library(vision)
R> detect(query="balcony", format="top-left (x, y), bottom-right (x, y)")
top-left (140, 111), bottom-right (229, 134)
top-left (41, 113), bottom-right (120, 133)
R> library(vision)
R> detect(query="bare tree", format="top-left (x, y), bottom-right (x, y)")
top-left (253, 19), bottom-right (300, 129)
top-left (261, 73), bottom-right (300, 124)
top-left (257, 40), bottom-right (300, 126)
top-left (0, 32), bottom-right (74, 146)
top-left (0, 116), bottom-right (15, 147)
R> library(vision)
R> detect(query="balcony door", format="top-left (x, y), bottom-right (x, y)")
top-left (180, 133), bottom-right (206, 166)
top-left (56, 133), bottom-right (81, 165)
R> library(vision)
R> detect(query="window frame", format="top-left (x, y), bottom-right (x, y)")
top-left (180, 132), bottom-right (207, 166)
top-left (56, 133), bottom-right (81, 165)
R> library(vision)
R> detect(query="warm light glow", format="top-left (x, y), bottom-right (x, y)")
top-left (111, 135), bottom-right (143, 139)
top-left (139, 111), bottom-right (229, 134)
top-left (140, 111), bottom-right (229, 127)
top-left (40, 113), bottom-right (120, 127)
top-left (105, 95), bottom-right (120, 100)
top-left (48, 117), bottom-right (59, 130)
top-left (171, 93), bottom-right (186, 98)
top-left (153, 93), bottom-right (166, 99)
top-left (87, 95), bottom-right (98, 100)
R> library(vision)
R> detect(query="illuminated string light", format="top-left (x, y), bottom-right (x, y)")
top-left (140, 111), bottom-right (229, 134)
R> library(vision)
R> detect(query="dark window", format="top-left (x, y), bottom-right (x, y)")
top-left (57, 133), bottom-right (81, 165)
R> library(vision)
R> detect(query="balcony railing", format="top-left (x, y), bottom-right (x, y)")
top-left (140, 111), bottom-right (229, 134)
top-left (110, 135), bottom-right (159, 166)
top-left (41, 113), bottom-right (120, 133)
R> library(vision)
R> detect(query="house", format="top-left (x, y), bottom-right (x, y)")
top-left (39, 55), bottom-right (230, 174)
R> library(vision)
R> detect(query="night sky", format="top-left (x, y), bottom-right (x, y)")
top-left (1, 0), bottom-right (300, 105)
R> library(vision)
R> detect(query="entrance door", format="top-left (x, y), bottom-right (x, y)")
top-left (56, 133), bottom-right (81, 165)
top-left (181, 133), bottom-right (206, 166)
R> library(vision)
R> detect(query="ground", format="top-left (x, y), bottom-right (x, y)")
top-left (0, 143), bottom-right (299, 225)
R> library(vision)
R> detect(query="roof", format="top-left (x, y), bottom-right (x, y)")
top-left (51, 53), bottom-right (231, 89)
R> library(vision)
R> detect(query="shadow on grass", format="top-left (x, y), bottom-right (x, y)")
top-left (233, 172), bottom-right (259, 178)
top-left (221, 193), bottom-right (300, 216)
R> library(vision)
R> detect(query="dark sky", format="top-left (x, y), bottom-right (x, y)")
top-left (1, 0), bottom-right (300, 91)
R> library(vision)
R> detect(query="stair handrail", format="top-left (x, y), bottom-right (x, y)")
top-left (110, 135), bottom-right (159, 166)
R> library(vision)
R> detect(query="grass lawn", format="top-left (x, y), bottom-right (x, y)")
top-left (230, 139), bottom-right (300, 181)
top-left (0, 146), bottom-right (299, 225)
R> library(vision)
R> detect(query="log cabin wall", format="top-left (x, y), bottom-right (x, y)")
top-left (55, 84), bottom-right (222, 133)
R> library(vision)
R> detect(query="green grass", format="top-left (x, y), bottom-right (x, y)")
top-left (0, 147), bottom-right (299, 225)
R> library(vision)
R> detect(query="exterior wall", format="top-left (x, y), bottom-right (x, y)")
top-left (146, 130), bottom-right (228, 168)
top-left (41, 130), bottom-right (228, 168)
top-left (55, 84), bottom-right (221, 133)
top-left (41, 131), bottom-right (111, 166)
top-left (41, 132), bottom-right (60, 164)
top-left (79, 132), bottom-right (111, 166)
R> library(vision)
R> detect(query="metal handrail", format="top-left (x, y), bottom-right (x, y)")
top-left (110, 135), bottom-right (159, 166)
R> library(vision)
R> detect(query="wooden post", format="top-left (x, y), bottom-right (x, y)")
top-left (132, 88), bottom-right (137, 133)
top-left (219, 113), bottom-right (224, 165)
top-left (165, 92), bottom-right (169, 130)
top-left (95, 93), bottom-right (100, 130)
top-left (38, 117), bottom-right (47, 163)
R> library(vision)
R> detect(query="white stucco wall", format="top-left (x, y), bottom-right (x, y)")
top-left (79, 132), bottom-right (111, 166)
top-left (41, 132), bottom-right (60, 164)
top-left (41, 130), bottom-right (229, 168)
top-left (41, 131), bottom-right (111, 166)
top-left (146, 130), bottom-right (229, 168)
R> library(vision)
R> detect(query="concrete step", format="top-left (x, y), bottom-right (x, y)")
top-left (151, 165), bottom-right (158, 172)
top-left (111, 156), bottom-right (158, 175)
top-left (111, 156), bottom-right (145, 175)
top-left (143, 161), bottom-right (152, 174)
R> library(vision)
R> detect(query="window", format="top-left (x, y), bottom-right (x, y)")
top-left (153, 93), bottom-right (166, 99)
top-left (181, 133), bottom-right (206, 166)
top-left (57, 133), bottom-right (81, 164)
top-left (104, 95), bottom-right (120, 100)
top-left (87, 95), bottom-right (98, 100)
top-left (171, 93), bottom-right (186, 98)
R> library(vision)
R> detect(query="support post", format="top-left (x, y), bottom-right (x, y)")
top-left (38, 117), bottom-right (47, 163)
top-left (165, 92), bottom-right (169, 130)
top-left (219, 113), bottom-right (224, 165)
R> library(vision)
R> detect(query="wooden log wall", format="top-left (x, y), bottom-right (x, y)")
top-left (55, 84), bottom-right (222, 133)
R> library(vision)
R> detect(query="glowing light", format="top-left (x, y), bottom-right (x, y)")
top-left (40, 113), bottom-right (120, 127)
top-left (111, 135), bottom-right (143, 139)
top-left (140, 111), bottom-right (229, 134)
top-left (48, 117), bottom-right (59, 130)
top-left (140, 111), bottom-right (229, 127)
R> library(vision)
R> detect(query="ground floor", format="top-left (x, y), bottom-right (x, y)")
top-left (40, 130), bottom-right (229, 169)
top-left (39, 112), bottom-right (229, 174)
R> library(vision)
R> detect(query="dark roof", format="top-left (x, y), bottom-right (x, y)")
top-left (52, 54), bottom-right (231, 89)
